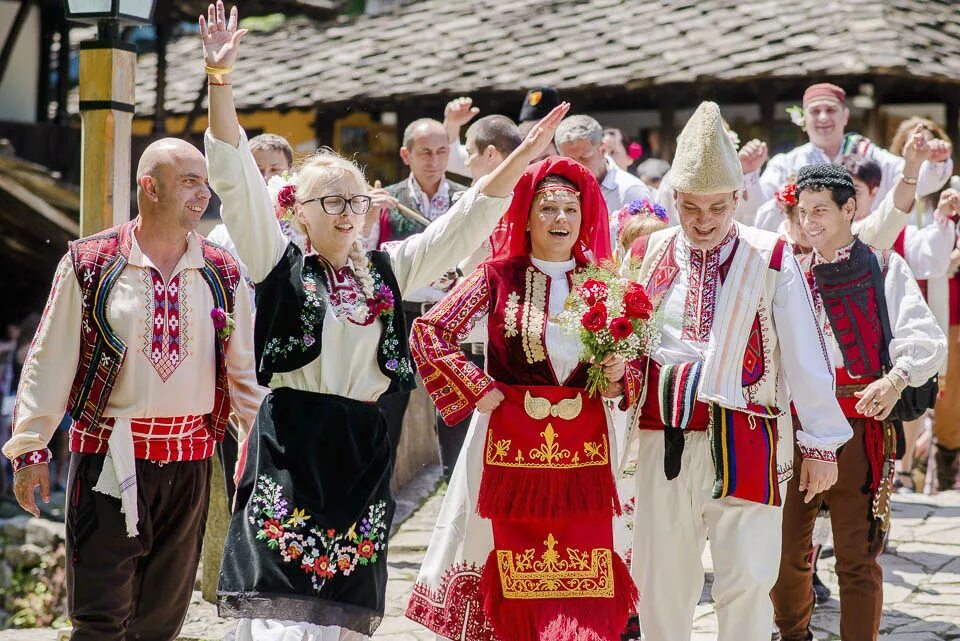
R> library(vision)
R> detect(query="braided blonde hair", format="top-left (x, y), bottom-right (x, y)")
top-left (293, 149), bottom-right (377, 317)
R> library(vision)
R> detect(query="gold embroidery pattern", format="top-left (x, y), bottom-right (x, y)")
top-left (504, 291), bottom-right (520, 338)
top-left (520, 268), bottom-right (547, 364)
top-left (524, 391), bottom-right (582, 421)
top-left (496, 533), bottom-right (614, 599)
top-left (485, 425), bottom-right (609, 469)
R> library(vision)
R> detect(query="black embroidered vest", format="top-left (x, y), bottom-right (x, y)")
top-left (253, 243), bottom-right (415, 395)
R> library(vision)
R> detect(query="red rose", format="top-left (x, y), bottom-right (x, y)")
top-left (624, 284), bottom-right (653, 320)
top-left (277, 184), bottom-right (297, 209)
top-left (582, 304), bottom-right (608, 332)
top-left (609, 316), bottom-right (634, 341)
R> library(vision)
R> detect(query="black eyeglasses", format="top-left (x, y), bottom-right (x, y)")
top-left (300, 194), bottom-right (372, 215)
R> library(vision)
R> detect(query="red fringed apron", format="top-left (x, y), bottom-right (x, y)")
top-left (477, 384), bottom-right (636, 641)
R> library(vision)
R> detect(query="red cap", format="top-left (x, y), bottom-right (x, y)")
top-left (802, 83), bottom-right (846, 107)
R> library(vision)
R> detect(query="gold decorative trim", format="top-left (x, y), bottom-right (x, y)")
top-left (485, 424), bottom-right (609, 469)
top-left (504, 291), bottom-right (520, 338)
top-left (523, 391), bottom-right (582, 421)
top-left (521, 267), bottom-right (547, 364)
top-left (496, 533), bottom-right (615, 599)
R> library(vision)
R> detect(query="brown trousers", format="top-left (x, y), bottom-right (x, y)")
top-left (65, 453), bottom-right (211, 641)
top-left (772, 419), bottom-right (884, 641)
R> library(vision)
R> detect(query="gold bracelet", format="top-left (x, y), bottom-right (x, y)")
top-left (900, 175), bottom-right (918, 185)
top-left (204, 64), bottom-right (233, 83)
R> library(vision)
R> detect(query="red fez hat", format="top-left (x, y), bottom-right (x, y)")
top-left (802, 83), bottom-right (846, 107)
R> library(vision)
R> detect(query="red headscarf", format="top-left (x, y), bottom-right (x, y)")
top-left (488, 156), bottom-right (611, 264)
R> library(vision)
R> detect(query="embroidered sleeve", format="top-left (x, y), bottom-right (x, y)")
top-left (11, 448), bottom-right (51, 473)
top-left (797, 443), bottom-right (837, 463)
top-left (619, 359), bottom-right (644, 411)
top-left (2, 255), bottom-right (82, 463)
top-left (410, 268), bottom-right (495, 426)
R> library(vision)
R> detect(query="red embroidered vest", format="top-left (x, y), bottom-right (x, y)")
top-left (483, 256), bottom-right (588, 388)
top-left (66, 220), bottom-right (241, 443)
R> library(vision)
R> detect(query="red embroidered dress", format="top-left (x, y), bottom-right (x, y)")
top-left (406, 158), bottom-right (639, 641)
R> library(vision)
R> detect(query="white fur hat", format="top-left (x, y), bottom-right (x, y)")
top-left (670, 101), bottom-right (743, 195)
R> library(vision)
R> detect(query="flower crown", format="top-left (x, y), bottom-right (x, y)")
top-left (775, 183), bottom-right (798, 211)
top-left (616, 198), bottom-right (668, 236)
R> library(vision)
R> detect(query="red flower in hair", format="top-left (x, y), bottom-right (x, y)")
top-left (278, 184), bottom-right (298, 210)
top-left (775, 183), bottom-right (798, 210)
top-left (609, 316), bottom-right (634, 341)
top-left (624, 283), bottom-right (652, 320)
top-left (582, 304), bottom-right (608, 332)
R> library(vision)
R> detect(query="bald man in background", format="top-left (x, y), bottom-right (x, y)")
top-left (3, 138), bottom-right (262, 641)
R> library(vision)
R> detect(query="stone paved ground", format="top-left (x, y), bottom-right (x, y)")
top-left (5, 489), bottom-right (959, 641)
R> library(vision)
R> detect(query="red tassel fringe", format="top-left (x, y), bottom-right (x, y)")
top-left (478, 550), bottom-right (638, 641)
top-left (477, 465), bottom-right (621, 521)
top-left (864, 419), bottom-right (885, 494)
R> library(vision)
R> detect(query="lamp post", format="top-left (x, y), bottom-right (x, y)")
top-left (63, 0), bottom-right (155, 236)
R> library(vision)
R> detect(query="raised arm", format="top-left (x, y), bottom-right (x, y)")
top-left (410, 268), bottom-right (495, 426)
top-left (388, 102), bottom-right (571, 294)
top-left (201, 1), bottom-right (287, 282)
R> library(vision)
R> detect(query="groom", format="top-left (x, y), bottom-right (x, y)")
top-left (623, 101), bottom-right (852, 641)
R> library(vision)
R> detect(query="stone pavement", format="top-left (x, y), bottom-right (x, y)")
top-left (5, 489), bottom-right (959, 640)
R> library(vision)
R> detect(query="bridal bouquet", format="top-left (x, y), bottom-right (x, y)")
top-left (558, 265), bottom-right (659, 396)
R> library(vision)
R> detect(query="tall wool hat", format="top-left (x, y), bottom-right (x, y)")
top-left (803, 83), bottom-right (846, 107)
top-left (670, 101), bottom-right (743, 194)
top-left (518, 87), bottom-right (561, 123)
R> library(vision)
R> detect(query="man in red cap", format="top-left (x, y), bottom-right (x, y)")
top-left (759, 82), bottom-right (953, 225)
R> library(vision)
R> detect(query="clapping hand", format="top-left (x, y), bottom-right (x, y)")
top-left (934, 189), bottom-right (960, 226)
top-left (738, 139), bottom-right (768, 174)
top-left (902, 123), bottom-right (933, 170)
top-left (929, 139), bottom-right (953, 163)
top-left (443, 97), bottom-right (480, 136)
top-left (199, 1), bottom-right (247, 70)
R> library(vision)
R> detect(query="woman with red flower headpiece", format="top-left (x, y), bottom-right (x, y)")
top-left (405, 156), bottom-right (642, 641)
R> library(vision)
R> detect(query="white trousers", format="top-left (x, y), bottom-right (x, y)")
top-left (631, 430), bottom-right (783, 641)
top-left (224, 619), bottom-right (368, 641)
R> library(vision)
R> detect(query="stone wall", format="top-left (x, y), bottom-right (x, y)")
top-left (0, 517), bottom-right (67, 628)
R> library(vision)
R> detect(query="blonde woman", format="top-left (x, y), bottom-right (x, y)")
top-left (200, 3), bottom-right (568, 639)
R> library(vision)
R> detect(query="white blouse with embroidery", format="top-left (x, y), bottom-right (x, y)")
top-left (205, 128), bottom-right (510, 403)
top-left (530, 257), bottom-right (581, 384)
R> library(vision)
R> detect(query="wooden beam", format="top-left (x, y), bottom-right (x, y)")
top-left (78, 41), bottom-right (137, 235)
top-left (180, 77), bottom-right (209, 136)
top-left (36, 10), bottom-right (53, 123)
top-left (152, 20), bottom-right (169, 135)
top-left (0, 0), bottom-right (31, 88)
top-left (658, 102), bottom-right (676, 163)
top-left (0, 171), bottom-right (80, 236)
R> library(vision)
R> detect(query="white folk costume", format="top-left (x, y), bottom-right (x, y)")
top-left (2, 219), bottom-right (263, 640)
top-left (406, 157), bottom-right (640, 641)
top-left (773, 164), bottom-right (946, 641)
top-left (621, 103), bottom-right (851, 641)
top-left (205, 128), bottom-right (510, 640)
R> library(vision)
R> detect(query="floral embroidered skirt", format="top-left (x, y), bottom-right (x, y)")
top-left (218, 388), bottom-right (395, 636)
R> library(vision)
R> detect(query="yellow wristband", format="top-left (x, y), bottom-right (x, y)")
top-left (204, 64), bottom-right (233, 82)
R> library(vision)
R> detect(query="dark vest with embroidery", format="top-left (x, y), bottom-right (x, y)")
top-left (253, 243), bottom-right (415, 394)
top-left (811, 239), bottom-right (884, 377)
top-left (66, 219), bottom-right (241, 442)
top-left (483, 255), bottom-right (589, 388)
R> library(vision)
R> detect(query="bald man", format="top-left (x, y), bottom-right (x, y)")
top-left (3, 138), bottom-right (262, 641)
